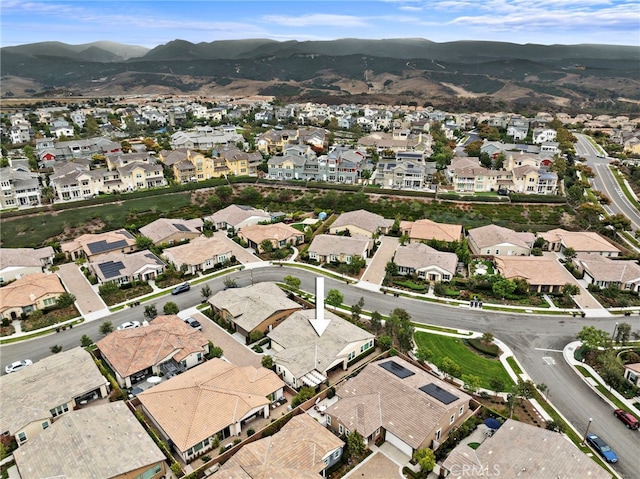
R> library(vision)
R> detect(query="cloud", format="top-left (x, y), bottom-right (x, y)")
top-left (261, 13), bottom-right (370, 28)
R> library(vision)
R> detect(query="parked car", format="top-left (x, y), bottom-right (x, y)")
top-left (5, 359), bottom-right (33, 374)
top-left (614, 409), bottom-right (639, 430)
top-left (183, 317), bottom-right (202, 330)
top-left (172, 282), bottom-right (190, 295)
top-left (586, 433), bottom-right (618, 463)
top-left (117, 321), bottom-right (141, 330)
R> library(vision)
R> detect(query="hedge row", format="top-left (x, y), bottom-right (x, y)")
top-left (466, 338), bottom-right (500, 357)
top-left (509, 193), bottom-right (567, 203)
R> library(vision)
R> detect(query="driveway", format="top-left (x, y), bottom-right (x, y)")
top-left (360, 236), bottom-right (399, 286)
top-left (344, 443), bottom-right (411, 479)
top-left (56, 263), bottom-right (108, 320)
top-left (181, 309), bottom-right (262, 368)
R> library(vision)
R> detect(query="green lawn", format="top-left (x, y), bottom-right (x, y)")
top-left (414, 332), bottom-right (514, 389)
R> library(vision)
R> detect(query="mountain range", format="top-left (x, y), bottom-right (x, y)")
top-left (2, 38), bottom-right (639, 113)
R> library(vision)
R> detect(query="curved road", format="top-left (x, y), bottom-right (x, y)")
top-left (1, 267), bottom-right (637, 477)
top-left (575, 132), bottom-right (640, 235)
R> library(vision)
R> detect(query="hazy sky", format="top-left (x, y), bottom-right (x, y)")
top-left (2, 0), bottom-right (639, 48)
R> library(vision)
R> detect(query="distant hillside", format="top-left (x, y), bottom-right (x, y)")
top-left (1, 38), bottom-right (639, 114)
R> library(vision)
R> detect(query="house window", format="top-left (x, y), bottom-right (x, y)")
top-left (345, 429), bottom-right (350, 437)
top-left (339, 424), bottom-right (344, 435)
top-left (43, 297), bottom-right (57, 306)
top-left (450, 414), bottom-right (455, 425)
top-left (181, 360), bottom-right (187, 368)
top-left (348, 351), bottom-right (356, 361)
top-left (495, 250), bottom-right (500, 255)
top-left (326, 415), bottom-right (331, 426)
top-left (134, 464), bottom-right (163, 479)
top-left (50, 404), bottom-right (69, 417)
top-left (459, 406), bottom-right (464, 416)
top-left (333, 449), bottom-right (341, 459)
top-left (435, 429), bottom-right (441, 441)
top-left (197, 353), bottom-right (202, 361)
top-left (41, 421), bottom-right (49, 430)
top-left (18, 432), bottom-right (27, 443)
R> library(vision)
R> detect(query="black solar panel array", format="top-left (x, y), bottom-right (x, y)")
top-left (419, 383), bottom-right (459, 405)
top-left (379, 360), bottom-right (415, 379)
top-left (97, 261), bottom-right (125, 279)
top-left (173, 223), bottom-right (190, 232)
top-left (87, 239), bottom-right (128, 254)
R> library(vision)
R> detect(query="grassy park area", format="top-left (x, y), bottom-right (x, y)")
top-left (414, 331), bottom-right (513, 390)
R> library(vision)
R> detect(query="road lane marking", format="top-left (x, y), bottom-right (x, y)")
top-left (535, 348), bottom-right (563, 353)
top-left (543, 357), bottom-right (556, 365)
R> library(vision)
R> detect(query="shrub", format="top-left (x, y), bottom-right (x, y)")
top-left (467, 337), bottom-right (500, 357)
top-left (247, 428), bottom-right (255, 436)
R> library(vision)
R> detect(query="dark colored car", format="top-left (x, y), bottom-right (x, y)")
top-left (586, 433), bottom-right (618, 463)
top-left (614, 409), bottom-right (639, 430)
top-left (171, 282), bottom-right (190, 295)
top-left (183, 317), bottom-right (202, 330)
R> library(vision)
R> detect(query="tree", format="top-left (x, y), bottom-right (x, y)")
top-left (55, 292), bottom-right (76, 308)
top-left (100, 320), bottom-right (114, 335)
top-left (143, 304), bottom-right (158, 320)
top-left (50, 345), bottom-right (63, 354)
top-left (135, 235), bottom-right (154, 250)
top-left (351, 297), bottom-right (365, 322)
top-left (576, 325), bottom-right (609, 351)
top-left (562, 283), bottom-right (580, 297)
top-left (261, 355), bottom-right (273, 369)
top-left (292, 386), bottom-right (316, 408)
top-left (439, 357), bottom-right (461, 379)
top-left (492, 278), bottom-right (516, 299)
top-left (378, 335), bottom-right (393, 351)
top-left (80, 334), bottom-right (93, 347)
top-left (464, 140), bottom-right (483, 158)
top-left (259, 239), bottom-right (274, 253)
top-left (563, 247), bottom-right (577, 260)
top-left (615, 322), bottom-right (631, 344)
top-left (283, 275), bottom-right (301, 290)
top-left (223, 277), bottom-right (238, 289)
top-left (163, 302), bottom-right (179, 315)
top-left (201, 284), bottom-right (212, 301)
top-left (384, 261), bottom-right (398, 277)
top-left (462, 374), bottom-right (481, 393)
top-left (216, 185), bottom-right (233, 202)
top-left (346, 430), bottom-right (366, 457)
top-left (513, 379), bottom-right (535, 404)
top-left (413, 448), bottom-right (436, 473)
top-left (369, 310), bottom-right (383, 334)
top-left (489, 377), bottom-right (505, 396)
top-left (209, 344), bottom-right (224, 359)
top-left (481, 332), bottom-right (494, 344)
top-left (325, 289), bottom-right (343, 310)
top-left (545, 420), bottom-right (565, 433)
top-left (415, 346), bottom-right (433, 364)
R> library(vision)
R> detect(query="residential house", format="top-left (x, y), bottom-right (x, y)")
top-left (117, 161), bottom-right (167, 190)
top-left (105, 151), bottom-right (155, 170)
top-left (88, 250), bottom-right (166, 285)
top-left (308, 234), bottom-right (373, 264)
top-left (162, 236), bottom-right (232, 275)
top-left (623, 363), bottom-right (640, 387)
top-left (238, 223), bottom-right (304, 253)
top-left (467, 225), bottom-right (535, 256)
top-left (257, 129), bottom-right (299, 155)
top-left (97, 315), bottom-right (209, 388)
top-left (137, 358), bottom-right (285, 462)
top-left (9, 125), bottom-right (31, 144)
top-left (139, 217), bottom-right (203, 246)
top-left (329, 209), bottom-right (393, 238)
top-left (446, 157), bottom-right (498, 193)
top-left (572, 253), bottom-right (640, 292)
top-left (394, 243), bottom-right (457, 282)
top-left (442, 419), bottom-right (610, 479)
top-left (506, 116), bottom-right (529, 141)
top-left (375, 159), bottom-right (435, 189)
top-left (269, 279), bottom-right (375, 389)
top-left (13, 402), bottom-right (167, 479)
top-left (0, 347), bottom-right (109, 446)
top-left (35, 137), bottom-right (121, 161)
top-left (214, 145), bottom-right (263, 176)
top-left (0, 165), bottom-right (42, 209)
top-left (404, 218), bottom-right (463, 243)
top-left (206, 204), bottom-right (271, 231)
top-left (169, 127), bottom-right (243, 150)
top-left (267, 146), bottom-right (317, 180)
top-left (494, 253), bottom-right (570, 293)
top-left (532, 128), bottom-right (557, 144)
top-left (539, 228), bottom-right (621, 257)
top-left (209, 282), bottom-right (302, 341)
top-left (325, 356), bottom-right (472, 456)
top-left (0, 273), bottom-right (66, 321)
top-left (358, 130), bottom-right (430, 154)
top-left (61, 229), bottom-right (137, 261)
top-left (217, 413), bottom-right (344, 479)
top-left (158, 148), bottom-right (199, 183)
top-left (0, 246), bottom-right (54, 284)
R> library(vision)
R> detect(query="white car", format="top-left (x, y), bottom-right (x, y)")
top-left (5, 359), bottom-right (33, 374)
top-left (117, 321), bottom-right (141, 330)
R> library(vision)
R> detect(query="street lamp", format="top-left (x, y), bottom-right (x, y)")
top-left (611, 322), bottom-right (618, 342)
top-left (583, 417), bottom-right (593, 444)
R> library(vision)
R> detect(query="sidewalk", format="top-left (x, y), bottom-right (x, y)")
top-left (563, 341), bottom-right (640, 417)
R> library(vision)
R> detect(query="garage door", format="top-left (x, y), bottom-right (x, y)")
top-left (385, 431), bottom-right (413, 458)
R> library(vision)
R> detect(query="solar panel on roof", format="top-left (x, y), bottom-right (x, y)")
top-left (173, 223), bottom-right (190, 232)
top-left (87, 239), bottom-right (128, 254)
top-left (419, 383), bottom-right (459, 405)
top-left (97, 261), bottom-right (125, 279)
top-left (379, 360), bottom-right (415, 379)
